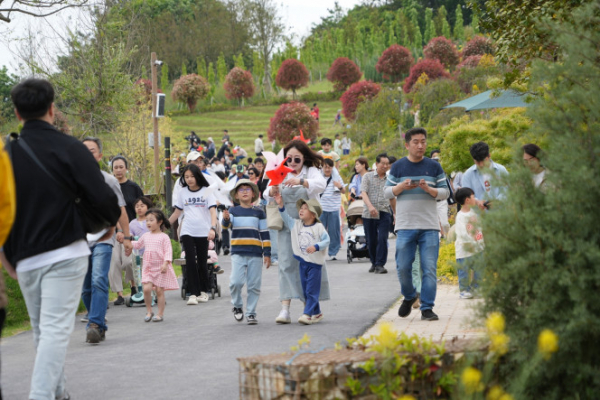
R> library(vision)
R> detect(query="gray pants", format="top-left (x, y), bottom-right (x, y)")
top-left (412, 245), bottom-right (422, 294)
top-left (108, 242), bottom-right (133, 293)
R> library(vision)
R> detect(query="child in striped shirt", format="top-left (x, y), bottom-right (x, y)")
top-left (222, 179), bottom-right (271, 325)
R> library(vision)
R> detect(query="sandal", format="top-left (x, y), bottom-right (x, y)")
top-left (144, 313), bottom-right (154, 323)
top-left (152, 316), bottom-right (164, 322)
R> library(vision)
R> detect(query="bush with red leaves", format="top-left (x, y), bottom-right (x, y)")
top-left (326, 57), bottom-right (362, 91)
top-left (224, 67), bottom-right (255, 101)
top-left (267, 102), bottom-right (318, 144)
top-left (275, 59), bottom-right (309, 97)
top-left (375, 45), bottom-right (413, 82)
top-left (135, 78), bottom-right (163, 104)
top-left (403, 59), bottom-right (451, 93)
top-left (171, 74), bottom-right (210, 112)
top-left (340, 80), bottom-right (381, 120)
top-left (462, 36), bottom-right (496, 58)
top-left (457, 55), bottom-right (483, 70)
top-left (423, 37), bottom-right (460, 70)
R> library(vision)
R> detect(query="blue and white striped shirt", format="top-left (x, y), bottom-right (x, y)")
top-left (221, 206), bottom-right (271, 257)
top-left (320, 170), bottom-right (343, 212)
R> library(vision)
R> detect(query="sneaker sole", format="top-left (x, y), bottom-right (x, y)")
top-left (398, 297), bottom-right (417, 318)
top-left (275, 318), bottom-right (291, 324)
top-left (421, 314), bottom-right (439, 321)
top-left (247, 321), bottom-right (258, 325)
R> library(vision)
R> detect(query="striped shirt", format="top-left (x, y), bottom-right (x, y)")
top-left (360, 171), bottom-right (390, 219)
top-left (320, 170), bottom-right (343, 212)
top-left (221, 205), bottom-right (271, 257)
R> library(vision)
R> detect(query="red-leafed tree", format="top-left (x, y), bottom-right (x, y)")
top-left (423, 37), bottom-right (460, 70)
top-left (403, 59), bottom-right (451, 93)
top-left (326, 57), bottom-right (362, 91)
top-left (375, 45), bottom-right (413, 82)
top-left (340, 80), bottom-right (381, 120)
top-left (462, 36), bottom-right (496, 58)
top-left (224, 67), bottom-right (255, 104)
top-left (457, 55), bottom-right (483, 70)
top-left (275, 59), bottom-right (309, 99)
top-left (267, 102), bottom-right (318, 144)
top-left (171, 74), bottom-right (210, 112)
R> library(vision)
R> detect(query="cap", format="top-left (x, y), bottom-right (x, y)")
top-left (236, 164), bottom-right (245, 173)
top-left (186, 151), bottom-right (202, 163)
top-left (207, 137), bottom-right (214, 143)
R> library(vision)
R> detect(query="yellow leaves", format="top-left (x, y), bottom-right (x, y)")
top-left (298, 333), bottom-right (311, 346)
top-left (479, 54), bottom-right (496, 68)
top-left (490, 333), bottom-right (510, 356)
top-left (538, 329), bottom-right (559, 360)
top-left (486, 312), bottom-right (505, 334)
top-left (461, 367), bottom-right (484, 394)
top-left (487, 312), bottom-right (509, 356)
top-left (415, 72), bottom-right (429, 87)
top-left (398, 396), bottom-right (416, 400)
top-left (487, 385), bottom-right (514, 400)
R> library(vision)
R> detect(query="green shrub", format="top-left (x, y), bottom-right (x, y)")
top-left (409, 78), bottom-right (462, 125)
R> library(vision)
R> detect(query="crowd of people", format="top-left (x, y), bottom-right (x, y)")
top-left (0, 78), bottom-right (548, 400)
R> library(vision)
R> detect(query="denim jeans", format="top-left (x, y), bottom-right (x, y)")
top-left (82, 243), bottom-right (113, 331)
top-left (299, 260), bottom-right (322, 316)
top-left (320, 210), bottom-right (341, 257)
top-left (412, 245), bottom-right (422, 293)
top-left (363, 211), bottom-right (392, 267)
top-left (230, 254), bottom-right (263, 317)
top-left (18, 256), bottom-right (88, 400)
top-left (457, 254), bottom-right (483, 292)
top-left (395, 230), bottom-right (440, 310)
top-left (269, 228), bottom-right (278, 262)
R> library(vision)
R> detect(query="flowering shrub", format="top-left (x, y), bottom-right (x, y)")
top-left (223, 67), bottom-right (255, 101)
top-left (423, 36), bottom-right (460, 70)
top-left (340, 80), bottom-right (381, 120)
top-left (457, 55), bottom-right (482, 70)
top-left (275, 59), bottom-right (309, 97)
top-left (326, 57), bottom-right (362, 91)
top-left (403, 59), bottom-right (450, 93)
top-left (171, 74), bottom-right (210, 112)
top-left (267, 102), bottom-right (318, 144)
top-left (375, 44), bottom-right (413, 82)
top-left (53, 109), bottom-right (71, 135)
top-left (462, 35), bottom-right (496, 58)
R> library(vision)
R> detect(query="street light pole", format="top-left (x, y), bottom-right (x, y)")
top-left (151, 52), bottom-right (160, 195)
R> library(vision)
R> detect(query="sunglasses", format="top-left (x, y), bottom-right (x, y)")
top-left (248, 172), bottom-right (255, 176)
top-left (288, 157), bottom-right (303, 164)
top-left (237, 187), bottom-right (253, 193)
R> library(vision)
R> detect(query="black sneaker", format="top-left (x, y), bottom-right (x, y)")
top-left (114, 296), bottom-right (124, 306)
top-left (86, 323), bottom-right (102, 344)
top-left (374, 266), bottom-right (388, 274)
top-left (247, 315), bottom-right (258, 325)
top-left (398, 297), bottom-right (417, 318)
top-left (214, 266), bottom-right (224, 275)
top-left (130, 285), bottom-right (138, 295)
top-left (232, 307), bottom-right (244, 322)
top-left (368, 265), bottom-right (376, 273)
top-left (421, 309), bottom-right (439, 321)
top-left (223, 247), bottom-right (230, 255)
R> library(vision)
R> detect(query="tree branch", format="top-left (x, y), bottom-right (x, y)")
top-left (0, 0), bottom-right (88, 23)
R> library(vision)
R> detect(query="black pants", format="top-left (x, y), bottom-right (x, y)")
top-left (181, 235), bottom-right (209, 295)
top-left (222, 228), bottom-right (230, 249)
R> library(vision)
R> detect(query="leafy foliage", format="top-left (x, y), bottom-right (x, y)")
top-left (223, 67), bottom-right (255, 101)
top-left (340, 80), bottom-right (381, 121)
top-left (275, 59), bottom-right (309, 97)
top-left (462, 35), bottom-right (495, 58)
top-left (375, 44), bottom-right (413, 82)
top-left (267, 101), bottom-right (318, 144)
top-left (403, 59), bottom-right (450, 93)
top-left (0, 66), bottom-right (18, 124)
top-left (326, 57), bottom-right (362, 91)
top-left (423, 36), bottom-right (460, 70)
top-left (409, 78), bottom-right (461, 125)
top-left (171, 74), bottom-right (210, 112)
top-left (457, 55), bottom-right (482, 70)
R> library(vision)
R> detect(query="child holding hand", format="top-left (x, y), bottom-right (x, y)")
top-left (274, 193), bottom-right (330, 325)
top-left (131, 208), bottom-right (179, 322)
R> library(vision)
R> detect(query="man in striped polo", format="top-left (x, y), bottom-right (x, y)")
top-left (385, 127), bottom-right (449, 322)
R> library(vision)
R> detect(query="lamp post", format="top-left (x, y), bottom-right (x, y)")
top-left (151, 52), bottom-right (160, 194)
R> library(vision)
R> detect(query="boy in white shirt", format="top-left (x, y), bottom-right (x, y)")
top-left (454, 187), bottom-right (485, 299)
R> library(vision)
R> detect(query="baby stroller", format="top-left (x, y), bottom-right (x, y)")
top-left (346, 200), bottom-right (369, 263)
top-left (177, 257), bottom-right (222, 300)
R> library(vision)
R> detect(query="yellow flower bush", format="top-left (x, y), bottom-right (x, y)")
top-left (538, 329), bottom-right (559, 360)
top-left (461, 367), bottom-right (484, 394)
top-left (486, 312), bottom-right (505, 335)
top-left (490, 333), bottom-right (510, 356)
top-left (397, 396), bottom-right (416, 400)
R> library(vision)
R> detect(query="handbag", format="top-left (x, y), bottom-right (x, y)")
top-left (6, 133), bottom-right (120, 234)
top-left (266, 203), bottom-right (283, 231)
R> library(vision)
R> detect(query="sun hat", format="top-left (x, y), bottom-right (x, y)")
top-left (296, 199), bottom-right (322, 224)
top-left (230, 179), bottom-right (259, 203)
top-left (207, 137), bottom-right (214, 143)
top-left (186, 151), bottom-right (202, 163)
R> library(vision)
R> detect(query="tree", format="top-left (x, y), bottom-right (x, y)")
top-left (207, 62), bottom-right (216, 100)
top-left (248, 0), bottom-right (284, 94)
top-left (161, 63), bottom-right (169, 91)
top-left (224, 67), bottom-right (255, 104)
top-left (423, 37), bottom-right (460, 70)
top-left (376, 44), bottom-right (414, 82)
top-left (275, 59), bottom-right (309, 99)
top-left (171, 74), bottom-right (210, 112)
top-left (234, 53), bottom-right (245, 69)
top-left (216, 52), bottom-right (227, 84)
top-left (453, 5), bottom-right (464, 42)
top-left (197, 57), bottom-right (206, 78)
top-left (326, 57), bottom-right (362, 92)
top-left (0, 0), bottom-right (88, 23)
top-left (424, 8), bottom-right (435, 45)
top-left (0, 66), bottom-right (18, 124)
top-left (181, 62), bottom-right (187, 77)
top-left (403, 59), bottom-right (451, 93)
top-left (462, 36), bottom-right (496, 58)
top-left (267, 102), bottom-right (318, 144)
top-left (340, 80), bottom-right (381, 121)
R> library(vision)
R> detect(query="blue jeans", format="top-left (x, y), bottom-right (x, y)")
top-left (269, 228), bottom-right (278, 262)
top-left (412, 245), bottom-right (422, 293)
top-left (82, 243), bottom-right (113, 331)
top-left (230, 254), bottom-right (263, 317)
top-left (343, 149), bottom-right (350, 155)
top-left (457, 254), bottom-right (483, 292)
top-left (320, 210), bottom-right (341, 257)
top-left (363, 212), bottom-right (392, 267)
top-left (395, 230), bottom-right (439, 310)
top-left (299, 260), bottom-right (322, 315)
top-left (18, 256), bottom-right (88, 400)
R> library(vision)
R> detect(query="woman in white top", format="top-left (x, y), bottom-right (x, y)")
top-left (522, 144), bottom-right (547, 190)
top-left (263, 140), bottom-right (328, 324)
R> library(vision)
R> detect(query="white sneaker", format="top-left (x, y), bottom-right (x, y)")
top-left (311, 313), bottom-right (323, 324)
top-left (460, 291), bottom-right (473, 299)
top-left (298, 314), bottom-right (312, 325)
top-left (275, 309), bottom-right (291, 324)
top-left (327, 256), bottom-right (337, 261)
top-left (271, 260), bottom-right (279, 266)
top-left (187, 295), bottom-right (198, 305)
top-left (198, 292), bottom-right (209, 303)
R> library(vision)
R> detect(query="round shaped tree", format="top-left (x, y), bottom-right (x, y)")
top-left (403, 59), bottom-right (451, 93)
top-left (326, 57), bottom-right (362, 91)
top-left (267, 102), bottom-right (318, 144)
top-left (224, 67), bottom-right (255, 104)
top-left (423, 37), bottom-right (460, 70)
top-left (171, 74), bottom-right (210, 112)
top-left (375, 45), bottom-right (413, 82)
top-left (275, 59), bottom-right (309, 99)
top-left (340, 80), bottom-right (381, 121)
top-left (462, 35), bottom-right (496, 58)
top-left (457, 55), bottom-right (483, 70)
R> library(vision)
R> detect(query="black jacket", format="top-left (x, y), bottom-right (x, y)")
top-left (4, 120), bottom-right (119, 268)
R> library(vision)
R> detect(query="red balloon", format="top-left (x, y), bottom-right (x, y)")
top-left (266, 158), bottom-right (294, 186)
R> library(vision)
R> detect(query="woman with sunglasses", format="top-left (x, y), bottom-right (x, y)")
top-left (247, 167), bottom-right (260, 185)
top-left (263, 140), bottom-right (329, 324)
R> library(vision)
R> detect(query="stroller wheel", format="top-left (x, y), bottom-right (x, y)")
top-left (125, 297), bottom-right (132, 307)
top-left (181, 287), bottom-right (186, 300)
top-left (211, 288), bottom-right (216, 300)
top-left (218, 284), bottom-right (221, 297)
top-left (347, 248), bottom-right (353, 263)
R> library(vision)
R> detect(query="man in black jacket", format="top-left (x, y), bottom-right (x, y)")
top-left (1, 78), bottom-right (120, 400)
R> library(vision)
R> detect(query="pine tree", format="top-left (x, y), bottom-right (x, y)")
top-left (197, 57), bottom-right (206, 78)
top-left (217, 53), bottom-right (227, 84)
top-left (235, 53), bottom-right (245, 69)
top-left (471, 12), bottom-right (479, 34)
top-left (207, 62), bottom-right (216, 98)
top-left (424, 8), bottom-right (435, 44)
top-left (141, 65), bottom-right (147, 80)
top-left (454, 5), bottom-right (465, 42)
top-left (161, 63), bottom-right (169, 91)
top-left (252, 51), bottom-right (264, 83)
top-left (435, 5), bottom-right (448, 37)
top-left (442, 18), bottom-right (451, 39)
top-left (181, 62), bottom-right (187, 77)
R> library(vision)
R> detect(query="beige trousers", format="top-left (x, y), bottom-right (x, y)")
top-left (108, 242), bottom-right (134, 293)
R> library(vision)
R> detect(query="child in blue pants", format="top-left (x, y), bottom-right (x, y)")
top-left (274, 194), bottom-right (330, 325)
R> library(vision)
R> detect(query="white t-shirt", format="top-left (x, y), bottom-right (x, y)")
top-left (174, 186), bottom-right (216, 237)
top-left (454, 209), bottom-right (485, 259)
top-left (533, 169), bottom-right (546, 188)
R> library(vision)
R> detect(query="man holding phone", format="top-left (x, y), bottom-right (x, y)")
top-left (384, 128), bottom-right (449, 321)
